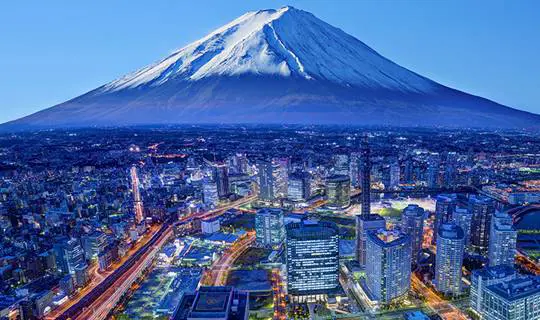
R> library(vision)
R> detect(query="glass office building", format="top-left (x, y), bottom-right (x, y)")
top-left (286, 220), bottom-right (339, 300)
top-left (255, 208), bottom-right (285, 249)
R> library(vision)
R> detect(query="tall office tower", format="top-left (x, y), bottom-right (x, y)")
top-left (255, 208), bottom-right (285, 249)
top-left (257, 160), bottom-right (275, 201)
top-left (366, 229), bottom-right (412, 303)
top-left (435, 223), bottom-right (465, 295)
top-left (287, 172), bottom-right (310, 202)
top-left (360, 138), bottom-right (371, 216)
top-left (232, 153), bottom-right (249, 174)
top-left (469, 195), bottom-right (495, 250)
top-left (333, 153), bottom-right (350, 176)
top-left (470, 266), bottom-right (517, 316)
top-left (81, 232), bottom-right (108, 260)
top-left (349, 152), bottom-right (361, 187)
top-left (481, 275), bottom-right (540, 320)
top-left (212, 163), bottom-right (229, 198)
top-left (356, 214), bottom-right (386, 267)
top-left (441, 151), bottom-right (458, 187)
top-left (203, 180), bottom-right (219, 208)
top-left (488, 211), bottom-right (517, 267)
top-left (389, 161), bottom-right (401, 189)
top-left (401, 204), bottom-right (425, 264)
top-left (54, 238), bottom-right (87, 274)
top-left (452, 207), bottom-right (473, 247)
top-left (272, 158), bottom-right (289, 198)
top-left (403, 157), bottom-right (414, 184)
top-left (433, 194), bottom-right (457, 243)
top-left (326, 175), bottom-right (351, 209)
top-left (426, 154), bottom-right (440, 188)
top-left (286, 221), bottom-right (340, 300)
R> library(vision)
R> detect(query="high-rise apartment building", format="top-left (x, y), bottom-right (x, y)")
top-left (401, 204), bottom-right (425, 264)
top-left (366, 229), bottom-right (412, 303)
top-left (488, 211), bottom-right (517, 267)
top-left (469, 195), bottom-right (496, 250)
top-left (356, 214), bottom-right (386, 267)
top-left (435, 223), bottom-right (465, 295)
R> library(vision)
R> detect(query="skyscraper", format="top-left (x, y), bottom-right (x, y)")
top-left (488, 211), bottom-right (517, 267)
top-left (401, 204), bottom-right (425, 264)
top-left (435, 223), bottom-right (465, 295)
top-left (452, 206), bottom-right (473, 247)
top-left (469, 195), bottom-right (495, 250)
top-left (366, 229), bottom-right (412, 303)
top-left (286, 220), bottom-right (339, 300)
top-left (333, 153), bottom-right (350, 176)
top-left (255, 208), bottom-right (285, 249)
top-left (272, 158), bottom-right (289, 198)
top-left (212, 163), bottom-right (229, 198)
top-left (203, 180), bottom-right (219, 208)
top-left (360, 138), bottom-right (371, 216)
top-left (257, 160), bottom-right (274, 201)
top-left (325, 175), bottom-right (351, 209)
top-left (433, 194), bottom-right (457, 243)
top-left (287, 172), bottom-right (310, 202)
top-left (356, 214), bottom-right (386, 267)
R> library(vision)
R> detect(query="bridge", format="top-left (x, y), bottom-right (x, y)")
top-left (508, 204), bottom-right (540, 225)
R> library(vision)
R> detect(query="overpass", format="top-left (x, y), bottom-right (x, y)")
top-left (508, 204), bottom-right (540, 225)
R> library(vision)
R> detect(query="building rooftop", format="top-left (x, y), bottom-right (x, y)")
top-left (286, 220), bottom-right (338, 240)
top-left (437, 223), bottom-right (464, 240)
top-left (368, 229), bottom-right (410, 247)
top-left (473, 265), bottom-right (517, 281)
top-left (488, 275), bottom-right (540, 301)
top-left (357, 213), bottom-right (385, 222)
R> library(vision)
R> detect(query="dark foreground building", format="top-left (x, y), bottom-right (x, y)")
top-left (172, 286), bottom-right (249, 320)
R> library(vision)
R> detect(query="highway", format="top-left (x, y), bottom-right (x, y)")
top-left (271, 268), bottom-right (287, 320)
top-left (411, 274), bottom-right (468, 320)
top-left (74, 226), bottom-right (173, 320)
top-left (201, 232), bottom-right (256, 286)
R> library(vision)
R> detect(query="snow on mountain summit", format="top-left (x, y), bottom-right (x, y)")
top-left (102, 6), bottom-right (434, 93)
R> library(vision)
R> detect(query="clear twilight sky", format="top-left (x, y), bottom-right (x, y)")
top-left (1, 0), bottom-right (539, 123)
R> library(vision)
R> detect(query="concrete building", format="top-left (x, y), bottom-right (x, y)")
top-left (470, 265), bottom-right (517, 316)
top-left (366, 229), bottom-right (411, 303)
top-left (481, 275), bottom-right (540, 320)
top-left (488, 211), bottom-right (517, 267)
top-left (286, 220), bottom-right (339, 300)
top-left (201, 217), bottom-right (220, 235)
top-left (356, 214), bottom-right (386, 267)
top-left (433, 194), bottom-right (457, 244)
top-left (255, 208), bottom-right (285, 249)
top-left (401, 204), bottom-right (425, 264)
top-left (257, 160), bottom-right (275, 201)
top-left (469, 195), bottom-right (496, 250)
top-left (203, 181), bottom-right (219, 208)
top-left (452, 207), bottom-right (473, 247)
top-left (435, 223), bottom-right (465, 296)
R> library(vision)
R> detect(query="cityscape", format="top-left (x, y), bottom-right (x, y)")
top-left (1, 2), bottom-right (540, 320)
top-left (0, 127), bottom-right (539, 320)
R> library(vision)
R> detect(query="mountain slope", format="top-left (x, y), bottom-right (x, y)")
top-left (4, 6), bottom-right (539, 130)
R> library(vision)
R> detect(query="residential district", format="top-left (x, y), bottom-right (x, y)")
top-left (0, 126), bottom-right (540, 320)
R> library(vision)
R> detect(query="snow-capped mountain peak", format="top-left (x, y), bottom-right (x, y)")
top-left (102, 6), bottom-right (432, 93)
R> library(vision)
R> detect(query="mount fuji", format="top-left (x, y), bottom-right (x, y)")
top-left (4, 6), bottom-right (539, 130)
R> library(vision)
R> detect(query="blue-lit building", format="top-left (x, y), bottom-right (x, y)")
top-left (255, 208), bottom-right (285, 249)
top-left (285, 220), bottom-right (340, 301)
top-left (435, 223), bottom-right (465, 295)
top-left (469, 195), bottom-right (496, 250)
top-left (481, 275), bottom-right (540, 320)
top-left (488, 211), bottom-right (517, 267)
top-left (366, 229), bottom-right (411, 303)
top-left (356, 214), bottom-right (386, 267)
top-left (401, 204), bottom-right (425, 264)
top-left (470, 265), bottom-right (517, 316)
top-left (433, 194), bottom-right (457, 243)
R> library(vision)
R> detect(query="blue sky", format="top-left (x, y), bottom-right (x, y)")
top-left (1, 0), bottom-right (539, 123)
